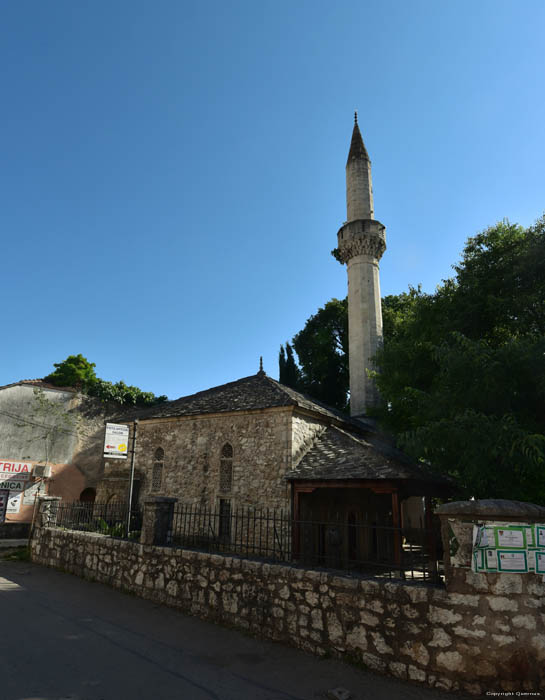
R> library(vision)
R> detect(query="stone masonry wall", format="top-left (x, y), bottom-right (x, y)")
top-left (100, 408), bottom-right (293, 511)
top-left (31, 525), bottom-right (544, 695)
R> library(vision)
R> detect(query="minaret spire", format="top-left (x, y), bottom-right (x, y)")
top-left (334, 116), bottom-right (386, 417)
top-left (347, 113), bottom-right (370, 165)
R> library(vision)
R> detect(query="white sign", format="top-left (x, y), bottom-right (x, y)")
top-left (104, 423), bottom-right (130, 459)
top-left (498, 551), bottom-right (528, 572)
top-left (0, 461), bottom-right (33, 476)
top-left (7, 492), bottom-right (21, 514)
top-left (23, 480), bottom-right (47, 506)
top-left (0, 480), bottom-right (25, 492)
top-left (496, 528), bottom-right (525, 548)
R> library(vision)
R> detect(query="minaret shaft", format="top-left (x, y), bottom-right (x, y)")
top-left (336, 117), bottom-right (386, 417)
top-left (346, 158), bottom-right (374, 221)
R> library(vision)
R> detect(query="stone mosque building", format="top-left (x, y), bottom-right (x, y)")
top-left (97, 116), bottom-right (449, 556)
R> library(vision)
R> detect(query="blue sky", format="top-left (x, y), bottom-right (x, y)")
top-left (2, 0), bottom-right (544, 398)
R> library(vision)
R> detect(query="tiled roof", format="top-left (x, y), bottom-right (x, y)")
top-left (0, 379), bottom-right (77, 393)
top-left (117, 372), bottom-right (358, 425)
top-left (285, 425), bottom-right (449, 484)
top-left (116, 371), bottom-right (448, 487)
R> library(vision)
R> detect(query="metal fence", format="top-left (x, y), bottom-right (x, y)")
top-left (54, 501), bottom-right (142, 539)
top-left (171, 503), bottom-right (443, 582)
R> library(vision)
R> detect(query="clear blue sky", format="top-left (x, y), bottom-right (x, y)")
top-left (2, 0), bottom-right (543, 398)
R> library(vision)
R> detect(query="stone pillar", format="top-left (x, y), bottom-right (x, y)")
top-left (140, 497), bottom-right (177, 546)
top-left (37, 496), bottom-right (61, 529)
top-left (436, 499), bottom-right (545, 593)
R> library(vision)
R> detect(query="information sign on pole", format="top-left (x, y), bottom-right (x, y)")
top-left (103, 423), bottom-right (130, 459)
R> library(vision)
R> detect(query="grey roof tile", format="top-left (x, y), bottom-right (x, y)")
top-left (118, 372), bottom-right (357, 424)
top-left (285, 425), bottom-right (449, 484)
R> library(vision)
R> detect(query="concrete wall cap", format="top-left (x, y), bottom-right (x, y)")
top-left (435, 499), bottom-right (545, 519)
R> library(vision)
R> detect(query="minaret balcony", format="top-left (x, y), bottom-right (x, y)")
top-left (333, 218), bottom-right (386, 264)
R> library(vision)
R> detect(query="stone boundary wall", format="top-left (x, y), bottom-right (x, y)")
top-left (30, 524), bottom-right (544, 695)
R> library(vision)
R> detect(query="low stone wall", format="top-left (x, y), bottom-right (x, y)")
top-left (31, 524), bottom-right (544, 695)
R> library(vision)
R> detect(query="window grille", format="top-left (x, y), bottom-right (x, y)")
top-left (152, 463), bottom-right (163, 491)
top-left (219, 443), bottom-right (233, 493)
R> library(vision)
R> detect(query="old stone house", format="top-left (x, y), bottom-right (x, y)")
top-left (0, 379), bottom-right (109, 526)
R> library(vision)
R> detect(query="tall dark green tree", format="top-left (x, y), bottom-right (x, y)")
top-left (292, 297), bottom-right (349, 410)
top-left (279, 342), bottom-right (301, 390)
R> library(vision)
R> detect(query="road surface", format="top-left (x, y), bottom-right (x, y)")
top-left (0, 559), bottom-right (471, 700)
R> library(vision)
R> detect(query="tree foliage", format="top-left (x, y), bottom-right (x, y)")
top-left (282, 216), bottom-right (545, 503)
top-left (373, 217), bottom-right (545, 503)
top-left (279, 342), bottom-right (301, 390)
top-left (45, 354), bottom-right (97, 392)
top-left (280, 298), bottom-right (349, 410)
top-left (45, 355), bottom-right (166, 407)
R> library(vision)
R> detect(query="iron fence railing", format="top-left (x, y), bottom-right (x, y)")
top-left (54, 501), bottom-right (142, 539)
top-left (171, 503), bottom-right (443, 582)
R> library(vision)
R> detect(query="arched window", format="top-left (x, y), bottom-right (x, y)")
top-left (219, 442), bottom-right (233, 493)
top-left (152, 447), bottom-right (164, 492)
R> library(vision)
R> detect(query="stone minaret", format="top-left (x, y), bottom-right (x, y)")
top-left (335, 114), bottom-right (386, 417)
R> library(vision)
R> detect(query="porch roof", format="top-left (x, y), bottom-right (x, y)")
top-left (285, 425), bottom-right (449, 486)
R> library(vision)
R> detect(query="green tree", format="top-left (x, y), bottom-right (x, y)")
top-left (279, 342), bottom-right (301, 390)
top-left (283, 216), bottom-right (545, 502)
top-left (374, 217), bottom-right (545, 503)
top-left (45, 354), bottom-right (167, 406)
top-left (45, 354), bottom-right (97, 391)
top-left (292, 298), bottom-right (349, 410)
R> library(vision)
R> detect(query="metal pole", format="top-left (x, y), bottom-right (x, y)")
top-left (125, 419), bottom-right (138, 538)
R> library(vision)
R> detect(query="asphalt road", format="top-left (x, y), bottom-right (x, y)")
top-left (0, 560), bottom-right (471, 700)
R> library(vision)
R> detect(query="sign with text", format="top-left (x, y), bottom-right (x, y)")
top-left (0, 461), bottom-right (33, 478)
top-left (0, 480), bottom-right (25, 492)
top-left (472, 522), bottom-right (545, 574)
top-left (6, 492), bottom-right (21, 514)
top-left (103, 423), bottom-right (130, 459)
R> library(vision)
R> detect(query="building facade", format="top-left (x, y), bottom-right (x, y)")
top-left (0, 380), bottom-right (109, 525)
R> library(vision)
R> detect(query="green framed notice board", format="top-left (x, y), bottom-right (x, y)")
top-left (472, 522), bottom-right (545, 574)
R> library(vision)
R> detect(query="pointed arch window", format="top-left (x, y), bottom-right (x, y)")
top-left (219, 443), bottom-right (233, 493)
top-left (152, 447), bottom-right (164, 492)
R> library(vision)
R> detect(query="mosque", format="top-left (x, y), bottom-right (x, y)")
top-left (97, 116), bottom-right (449, 564)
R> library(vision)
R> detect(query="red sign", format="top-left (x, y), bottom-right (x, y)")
top-left (0, 461), bottom-right (33, 475)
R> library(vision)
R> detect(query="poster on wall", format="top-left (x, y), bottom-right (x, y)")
top-left (0, 479), bottom-right (25, 493)
top-left (0, 491), bottom-right (8, 523)
top-left (22, 480), bottom-right (47, 506)
top-left (472, 522), bottom-right (545, 574)
top-left (103, 423), bottom-right (130, 459)
top-left (6, 492), bottom-right (22, 514)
